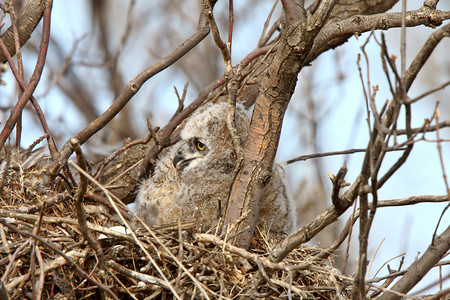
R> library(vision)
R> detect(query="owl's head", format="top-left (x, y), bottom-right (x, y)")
top-left (173, 102), bottom-right (250, 175)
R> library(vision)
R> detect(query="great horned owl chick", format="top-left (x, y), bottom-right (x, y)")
top-left (136, 102), bottom-right (296, 236)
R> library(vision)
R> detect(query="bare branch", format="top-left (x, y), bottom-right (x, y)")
top-left (404, 22), bottom-right (450, 91)
top-left (287, 146), bottom-right (407, 163)
top-left (272, 173), bottom-right (361, 262)
top-left (50, 3), bottom-right (212, 176)
top-left (0, 0), bottom-right (45, 63)
top-left (222, 0), bottom-right (335, 250)
top-left (71, 138), bottom-right (106, 268)
top-left (408, 80), bottom-right (450, 104)
top-left (329, 162), bottom-right (349, 212)
top-left (0, 217), bottom-right (120, 300)
top-left (315, 195), bottom-right (449, 261)
top-left (0, 0), bottom-right (53, 151)
top-left (378, 225), bottom-right (450, 299)
top-left (0, 35), bottom-right (57, 157)
top-left (306, 7), bottom-right (450, 65)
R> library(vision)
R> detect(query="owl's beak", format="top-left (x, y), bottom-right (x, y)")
top-left (173, 149), bottom-right (195, 171)
top-left (172, 153), bottom-right (185, 169)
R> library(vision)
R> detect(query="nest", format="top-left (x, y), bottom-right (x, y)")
top-left (0, 152), bottom-right (350, 300)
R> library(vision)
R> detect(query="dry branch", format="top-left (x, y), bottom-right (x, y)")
top-left (0, 217), bottom-right (119, 300)
top-left (50, 2), bottom-right (213, 176)
top-left (378, 225), bottom-right (450, 300)
top-left (306, 5), bottom-right (450, 65)
top-left (0, 0), bottom-right (52, 151)
top-left (222, 0), bottom-right (336, 250)
top-left (0, 1), bottom-right (448, 299)
top-left (0, 0), bottom-right (46, 63)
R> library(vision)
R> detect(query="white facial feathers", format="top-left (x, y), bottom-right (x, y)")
top-left (135, 102), bottom-right (296, 236)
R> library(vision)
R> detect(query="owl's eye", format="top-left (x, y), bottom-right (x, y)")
top-left (196, 140), bottom-right (206, 151)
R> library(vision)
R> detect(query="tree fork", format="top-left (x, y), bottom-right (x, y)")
top-left (222, 0), bottom-right (336, 249)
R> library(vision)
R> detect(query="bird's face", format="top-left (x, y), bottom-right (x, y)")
top-left (172, 138), bottom-right (209, 172)
top-left (173, 102), bottom-right (250, 176)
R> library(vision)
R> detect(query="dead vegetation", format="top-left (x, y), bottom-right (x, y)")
top-left (0, 1), bottom-right (449, 299)
top-left (0, 158), bottom-right (350, 299)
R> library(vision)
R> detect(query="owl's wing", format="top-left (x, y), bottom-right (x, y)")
top-left (135, 147), bottom-right (182, 227)
top-left (259, 162), bottom-right (297, 236)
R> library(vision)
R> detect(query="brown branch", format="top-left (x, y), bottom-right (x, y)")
top-left (0, 33), bottom-right (57, 157)
top-left (305, 7), bottom-right (450, 65)
top-left (16, 192), bottom-right (70, 214)
top-left (257, 1), bottom-right (280, 47)
top-left (9, 2), bottom-right (25, 148)
top-left (408, 80), bottom-right (450, 104)
top-left (353, 182), bottom-right (370, 299)
top-left (369, 259), bottom-right (405, 298)
top-left (377, 145), bottom-right (413, 189)
top-left (353, 29), bottom-right (387, 298)
top-left (378, 225), bottom-right (450, 300)
top-left (424, 0), bottom-right (439, 10)
top-left (374, 22), bottom-right (450, 189)
top-left (404, 22), bottom-right (450, 91)
top-left (281, 0), bottom-right (306, 23)
top-left (33, 245), bottom-right (45, 300)
top-left (67, 161), bottom-right (184, 298)
top-left (314, 195), bottom-right (449, 261)
top-left (71, 138), bottom-right (106, 268)
top-left (195, 233), bottom-right (307, 271)
top-left (171, 82), bottom-right (188, 119)
top-left (50, 3), bottom-right (212, 176)
top-left (204, 0), bottom-right (241, 156)
top-left (1, 237), bottom-right (30, 284)
top-left (107, 260), bottom-right (172, 290)
top-left (205, 0), bottom-right (229, 63)
top-left (228, 0), bottom-right (234, 48)
top-left (0, 0), bottom-right (45, 63)
top-left (287, 146), bottom-right (407, 164)
top-left (272, 175), bottom-right (361, 263)
top-left (93, 127), bottom-right (161, 178)
top-left (0, 217), bottom-right (120, 300)
top-left (394, 120), bottom-right (450, 135)
top-left (329, 162), bottom-right (349, 212)
top-left (348, 12), bottom-right (446, 293)
top-left (0, 0), bottom-right (53, 151)
top-left (221, 0), bottom-right (337, 250)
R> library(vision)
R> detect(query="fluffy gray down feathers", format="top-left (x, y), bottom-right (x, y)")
top-left (135, 102), bottom-right (296, 236)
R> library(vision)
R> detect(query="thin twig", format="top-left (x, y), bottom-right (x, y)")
top-left (171, 82), bottom-right (188, 120)
top-left (408, 80), bottom-right (450, 104)
top-left (71, 138), bottom-right (106, 268)
top-left (313, 195), bottom-right (448, 261)
top-left (204, 0), bottom-right (241, 156)
top-left (195, 233), bottom-right (310, 271)
top-left (107, 260), bottom-right (173, 290)
top-left (9, 1), bottom-right (24, 148)
top-left (50, 2), bottom-right (213, 176)
top-left (377, 225), bottom-right (450, 300)
top-left (287, 146), bottom-right (406, 164)
top-left (257, 0), bottom-right (280, 47)
top-left (68, 160), bottom-right (182, 299)
top-left (0, 218), bottom-right (120, 300)
top-left (431, 104), bottom-right (450, 245)
top-left (0, 0), bottom-right (56, 155)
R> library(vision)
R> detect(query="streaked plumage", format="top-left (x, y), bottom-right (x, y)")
top-left (136, 102), bottom-right (296, 235)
